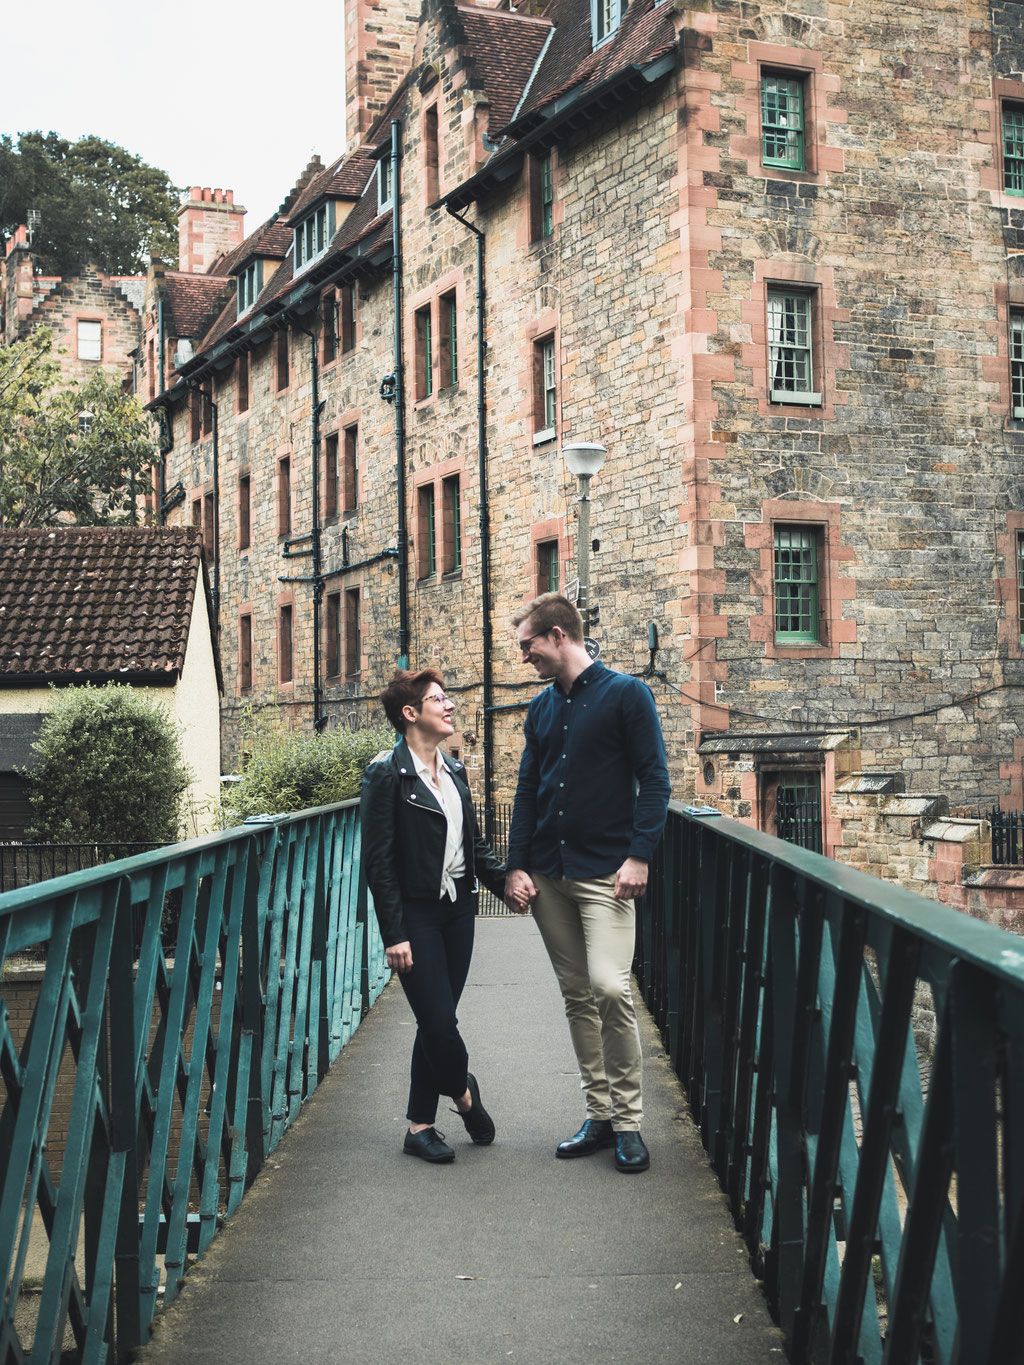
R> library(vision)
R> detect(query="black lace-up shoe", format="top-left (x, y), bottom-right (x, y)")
top-left (555, 1118), bottom-right (615, 1159)
top-left (403, 1127), bottom-right (455, 1163)
top-left (454, 1073), bottom-right (495, 1145)
top-left (614, 1131), bottom-right (650, 1173)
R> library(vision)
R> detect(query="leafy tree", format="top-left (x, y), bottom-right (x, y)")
top-left (27, 685), bottom-right (192, 845)
top-left (0, 329), bottom-right (156, 526)
top-left (0, 132), bottom-right (180, 275)
top-left (223, 711), bottom-right (395, 825)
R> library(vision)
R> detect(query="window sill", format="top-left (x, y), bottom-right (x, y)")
top-left (441, 569), bottom-right (464, 581)
top-left (770, 391), bottom-right (821, 406)
top-left (533, 427), bottom-right (556, 447)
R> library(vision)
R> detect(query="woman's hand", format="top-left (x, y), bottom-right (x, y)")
top-left (504, 869), bottom-right (537, 915)
top-left (386, 941), bottom-right (413, 974)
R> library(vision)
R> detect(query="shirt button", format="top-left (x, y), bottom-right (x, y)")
top-left (560, 839), bottom-right (565, 845)
top-left (558, 810), bottom-right (564, 816)
top-left (559, 782), bottom-right (564, 788)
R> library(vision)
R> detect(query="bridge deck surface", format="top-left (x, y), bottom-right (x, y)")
top-left (138, 916), bottom-right (785, 1365)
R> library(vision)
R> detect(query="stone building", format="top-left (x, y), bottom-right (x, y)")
top-left (142, 0), bottom-right (1024, 863)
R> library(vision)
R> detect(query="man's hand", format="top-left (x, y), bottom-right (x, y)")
top-left (613, 857), bottom-right (648, 901)
top-left (504, 869), bottom-right (537, 915)
top-left (386, 941), bottom-right (413, 974)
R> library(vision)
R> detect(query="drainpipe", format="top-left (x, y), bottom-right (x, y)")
top-left (157, 298), bottom-right (166, 524)
top-left (445, 203), bottom-right (494, 837)
top-left (210, 393), bottom-right (219, 622)
top-left (391, 119), bottom-right (411, 669)
top-left (293, 320), bottom-right (326, 732)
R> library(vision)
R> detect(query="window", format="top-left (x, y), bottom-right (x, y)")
top-left (775, 771), bottom-right (823, 854)
top-left (278, 456), bottom-right (291, 537)
top-left (774, 524), bottom-right (820, 644)
top-left (345, 589), bottom-right (361, 674)
top-left (201, 385), bottom-right (213, 438)
top-left (761, 72), bottom-right (805, 171)
top-left (77, 320), bottom-right (101, 362)
top-left (343, 425), bottom-right (358, 516)
top-left (239, 614), bottom-right (253, 692)
top-left (279, 605), bottom-right (294, 684)
top-left (593, 0), bottom-right (627, 45)
top-left (340, 284), bottom-right (356, 353)
top-left (238, 474), bottom-right (251, 551)
top-left (326, 592), bottom-right (342, 677)
top-left (275, 328), bottom-right (289, 392)
top-left (237, 353), bottom-right (250, 413)
top-left (424, 105), bottom-right (439, 202)
top-left (324, 433), bottom-right (339, 520)
top-left (439, 291), bottom-right (458, 389)
top-left (1005, 103), bottom-right (1024, 195)
top-left (378, 155), bottom-right (393, 211)
top-left (415, 305), bottom-right (433, 400)
top-left (534, 335), bottom-right (557, 442)
top-left (1018, 535), bottom-right (1024, 644)
top-left (147, 338), bottom-right (155, 401)
top-left (192, 495), bottom-right (203, 536)
top-left (442, 474), bottom-right (462, 575)
top-left (203, 491), bottom-right (215, 562)
top-left (537, 539), bottom-right (559, 594)
top-left (767, 289), bottom-right (820, 404)
top-left (323, 290), bottom-right (337, 364)
top-left (190, 389), bottom-right (201, 443)
top-left (417, 483), bottom-right (436, 578)
top-left (1012, 312), bottom-right (1024, 418)
top-left (294, 202), bottom-right (334, 271)
top-left (531, 152), bottom-right (554, 241)
top-left (238, 260), bottom-right (262, 314)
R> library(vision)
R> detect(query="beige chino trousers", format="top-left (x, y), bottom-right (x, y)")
top-left (531, 872), bottom-right (643, 1131)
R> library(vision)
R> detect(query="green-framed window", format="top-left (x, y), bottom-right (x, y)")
top-left (761, 72), bottom-right (805, 171)
top-left (440, 291), bottom-right (458, 388)
top-left (1012, 313), bottom-right (1024, 419)
top-left (538, 539), bottom-right (559, 594)
top-left (443, 475), bottom-right (462, 575)
top-left (774, 524), bottom-right (820, 643)
top-left (776, 771), bottom-right (823, 854)
top-left (418, 484), bottom-right (436, 578)
top-left (768, 289), bottom-right (820, 405)
top-left (539, 153), bottom-right (553, 238)
top-left (415, 305), bottom-right (433, 400)
top-left (1005, 103), bottom-right (1024, 195)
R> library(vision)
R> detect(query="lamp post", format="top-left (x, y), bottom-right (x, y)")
top-left (562, 441), bottom-right (606, 636)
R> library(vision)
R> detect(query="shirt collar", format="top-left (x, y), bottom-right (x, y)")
top-left (410, 748), bottom-right (445, 783)
top-left (556, 659), bottom-right (604, 696)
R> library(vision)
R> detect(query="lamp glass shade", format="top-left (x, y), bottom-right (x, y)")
top-left (562, 442), bottom-right (607, 478)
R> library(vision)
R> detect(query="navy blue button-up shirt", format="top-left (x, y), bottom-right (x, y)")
top-left (506, 661), bottom-right (671, 880)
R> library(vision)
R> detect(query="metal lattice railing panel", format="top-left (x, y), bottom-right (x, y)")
top-left (0, 800), bottom-right (384, 1364)
top-left (635, 805), bottom-right (1024, 1365)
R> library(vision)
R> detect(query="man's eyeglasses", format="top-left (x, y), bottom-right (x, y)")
top-left (420, 693), bottom-right (454, 708)
top-left (517, 630), bottom-right (550, 655)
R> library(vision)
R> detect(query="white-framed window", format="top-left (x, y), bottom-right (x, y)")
top-left (767, 289), bottom-right (821, 405)
top-left (294, 202), bottom-right (334, 273)
top-left (592, 0), bottom-right (627, 46)
top-left (77, 320), bottom-right (102, 362)
top-left (237, 260), bottom-right (262, 315)
top-left (533, 334), bottom-right (557, 443)
top-left (1012, 312), bottom-right (1024, 419)
top-left (378, 155), bottom-right (394, 212)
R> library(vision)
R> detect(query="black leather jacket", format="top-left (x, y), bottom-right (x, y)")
top-left (360, 738), bottom-right (506, 947)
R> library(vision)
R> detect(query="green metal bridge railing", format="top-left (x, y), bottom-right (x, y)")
top-left (636, 803), bottom-right (1024, 1365)
top-left (0, 799), bottom-right (386, 1365)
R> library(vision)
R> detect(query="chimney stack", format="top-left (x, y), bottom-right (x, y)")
top-left (177, 187), bottom-right (246, 275)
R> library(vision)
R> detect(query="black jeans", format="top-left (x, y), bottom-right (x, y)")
top-left (397, 878), bottom-right (476, 1124)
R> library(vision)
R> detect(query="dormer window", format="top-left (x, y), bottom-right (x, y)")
top-left (592, 0), bottom-right (627, 45)
top-left (378, 155), bottom-right (393, 212)
top-left (238, 260), bottom-right (262, 315)
top-left (294, 202), bottom-right (335, 273)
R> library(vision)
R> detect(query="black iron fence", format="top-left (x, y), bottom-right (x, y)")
top-left (0, 841), bottom-right (164, 894)
top-left (989, 808), bottom-right (1023, 866)
top-left (479, 802), bottom-right (513, 916)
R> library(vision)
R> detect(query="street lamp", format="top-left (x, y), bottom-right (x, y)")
top-left (562, 441), bottom-right (606, 635)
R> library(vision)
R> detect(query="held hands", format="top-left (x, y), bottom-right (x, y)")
top-left (504, 869), bottom-right (537, 915)
top-left (386, 941), bottom-right (413, 974)
top-left (613, 857), bottom-right (649, 901)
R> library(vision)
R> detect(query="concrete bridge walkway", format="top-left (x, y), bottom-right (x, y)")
top-left (138, 917), bottom-right (785, 1365)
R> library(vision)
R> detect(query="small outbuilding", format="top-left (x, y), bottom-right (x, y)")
top-left (0, 526), bottom-right (222, 839)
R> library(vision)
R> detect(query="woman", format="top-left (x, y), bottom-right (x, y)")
top-left (360, 668), bottom-right (507, 1163)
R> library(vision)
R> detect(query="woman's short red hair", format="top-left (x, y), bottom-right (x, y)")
top-left (379, 667), bottom-right (444, 733)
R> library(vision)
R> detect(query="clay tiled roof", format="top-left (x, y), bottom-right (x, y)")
top-left (163, 273), bottom-right (232, 341)
top-left (287, 149), bottom-right (376, 224)
top-left (216, 218), bottom-right (294, 279)
top-left (456, 6), bottom-right (553, 130)
top-left (0, 527), bottom-right (210, 684)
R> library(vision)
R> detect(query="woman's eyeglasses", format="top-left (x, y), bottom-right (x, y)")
top-left (421, 693), bottom-right (454, 708)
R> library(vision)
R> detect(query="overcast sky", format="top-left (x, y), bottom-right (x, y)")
top-left (5, 0), bottom-right (348, 237)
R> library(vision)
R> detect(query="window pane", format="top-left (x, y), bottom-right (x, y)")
top-left (1018, 535), bottom-right (1024, 643)
top-left (774, 525), bottom-right (819, 641)
top-left (768, 292), bottom-right (812, 395)
top-left (1013, 314), bottom-right (1024, 416)
top-left (78, 321), bottom-right (101, 361)
top-left (1006, 104), bottom-right (1024, 193)
top-left (762, 74), bottom-right (805, 170)
top-left (543, 338), bottom-right (556, 428)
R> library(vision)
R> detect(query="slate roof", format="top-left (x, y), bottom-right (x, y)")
top-left (455, 5), bottom-right (553, 130)
top-left (0, 527), bottom-right (216, 685)
top-left (163, 273), bottom-right (232, 341)
top-left (286, 149), bottom-right (377, 224)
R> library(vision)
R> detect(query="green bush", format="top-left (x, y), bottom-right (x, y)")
top-left (27, 684), bottom-right (192, 844)
top-left (223, 712), bottom-right (394, 825)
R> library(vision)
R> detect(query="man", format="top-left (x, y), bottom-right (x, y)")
top-left (505, 592), bottom-right (670, 1173)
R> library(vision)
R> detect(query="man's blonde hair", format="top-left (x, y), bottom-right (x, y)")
top-left (511, 592), bottom-right (584, 644)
